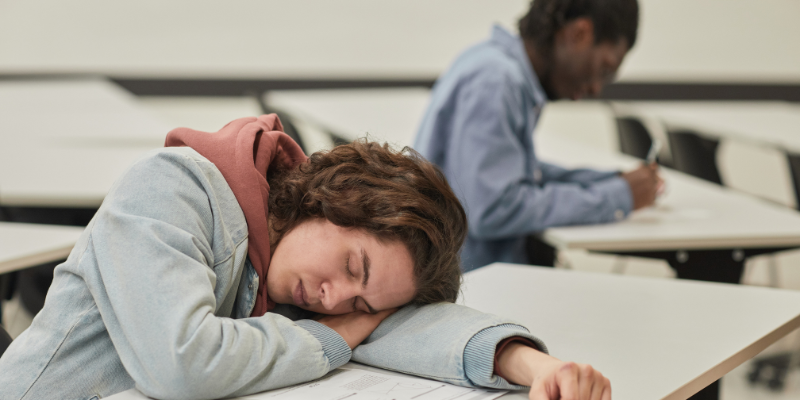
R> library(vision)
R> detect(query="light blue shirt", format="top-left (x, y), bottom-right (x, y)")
top-left (415, 26), bottom-right (632, 272)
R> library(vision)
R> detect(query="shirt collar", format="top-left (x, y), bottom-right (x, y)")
top-left (489, 24), bottom-right (548, 104)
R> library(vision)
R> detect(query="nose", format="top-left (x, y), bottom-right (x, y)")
top-left (319, 280), bottom-right (359, 311)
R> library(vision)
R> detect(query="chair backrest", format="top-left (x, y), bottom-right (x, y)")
top-left (0, 324), bottom-right (12, 358)
top-left (667, 130), bottom-right (723, 185)
top-left (786, 153), bottom-right (800, 211)
top-left (616, 117), bottom-right (652, 160)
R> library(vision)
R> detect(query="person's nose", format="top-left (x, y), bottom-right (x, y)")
top-left (320, 279), bottom-right (359, 311)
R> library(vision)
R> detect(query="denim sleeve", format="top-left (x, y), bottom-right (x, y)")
top-left (85, 150), bottom-right (348, 399)
top-left (352, 303), bottom-right (546, 390)
top-left (538, 161), bottom-right (621, 184)
top-left (443, 76), bottom-right (632, 240)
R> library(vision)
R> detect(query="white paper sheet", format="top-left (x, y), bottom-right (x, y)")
top-left (236, 368), bottom-right (507, 400)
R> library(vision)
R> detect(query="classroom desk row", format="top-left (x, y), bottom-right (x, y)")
top-left (3, 81), bottom-right (800, 399)
top-left (613, 101), bottom-right (800, 209)
top-left (266, 88), bottom-right (800, 285)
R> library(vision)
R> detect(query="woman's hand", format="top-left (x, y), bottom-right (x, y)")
top-left (497, 342), bottom-right (611, 400)
top-left (316, 309), bottom-right (397, 349)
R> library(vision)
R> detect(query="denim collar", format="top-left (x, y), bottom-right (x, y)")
top-left (489, 24), bottom-right (548, 104)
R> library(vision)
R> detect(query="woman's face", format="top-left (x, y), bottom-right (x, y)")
top-left (267, 218), bottom-right (416, 315)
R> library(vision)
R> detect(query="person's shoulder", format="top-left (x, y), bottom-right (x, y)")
top-left (116, 147), bottom-right (222, 190)
top-left (440, 42), bottom-right (525, 99)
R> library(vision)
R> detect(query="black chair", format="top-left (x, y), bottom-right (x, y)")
top-left (615, 117), bottom-right (653, 160)
top-left (786, 153), bottom-right (800, 211)
top-left (0, 324), bottom-right (12, 358)
top-left (667, 129), bottom-right (723, 185)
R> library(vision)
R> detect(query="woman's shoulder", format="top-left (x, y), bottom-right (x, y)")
top-left (108, 146), bottom-right (237, 213)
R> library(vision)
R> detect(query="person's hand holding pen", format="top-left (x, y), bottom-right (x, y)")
top-left (621, 139), bottom-right (663, 210)
top-left (621, 163), bottom-right (662, 210)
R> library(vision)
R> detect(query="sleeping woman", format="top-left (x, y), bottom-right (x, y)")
top-left (0, 115), bottom-right (610, 400)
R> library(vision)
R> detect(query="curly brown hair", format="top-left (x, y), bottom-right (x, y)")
top-left (268, 140), bottom-right (467, 304)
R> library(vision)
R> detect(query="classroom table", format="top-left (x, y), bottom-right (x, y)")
top-left (0, 222), bottom-right (83, 275)
top-left (0, 222), bottom-right (84, 321)
top-left (537, 133), bottom-right (800, 283)
top-left (105, 262), bottom-right (800, 400)
top-left (460, 263), bottom-right (800, 400)
top-left (0, 78), bottom-right (169, 207)
top-left (264, 88), bottom-right (431, 149)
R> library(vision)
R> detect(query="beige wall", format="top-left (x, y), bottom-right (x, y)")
top-left (1, 0), bottom-right (797, 82)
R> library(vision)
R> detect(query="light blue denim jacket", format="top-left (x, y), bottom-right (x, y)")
top-left (0, 147), bottom-right (545, 400)
top-left (414, 26), bottom-right (632, 271)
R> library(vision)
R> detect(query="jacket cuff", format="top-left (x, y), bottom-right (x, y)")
top-left (594, 176), bottom-right (633, 221)
top-left (295, 320), bottom-right (352, 370)
top-left (463, 323), bottom-right (548, 390)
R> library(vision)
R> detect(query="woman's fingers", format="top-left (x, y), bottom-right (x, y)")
top-left (528, 362), bottom-right (610, 400)
top-left (556, 362), bottom-right (580, 400)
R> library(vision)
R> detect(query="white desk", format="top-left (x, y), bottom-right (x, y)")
top-left (0, 79), bottom-right (170, 207)
top-left (0, 222), bottom-right (83, 274)
top-left (537, 134), bottom-right (800, 253)
top-left (460, 263), bottom-right (800, 400)
top-left (105, 263), bottom-right (800, 400)
top-left (265, 88), bottom-right (431, 150)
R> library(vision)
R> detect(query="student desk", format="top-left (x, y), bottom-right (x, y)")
top-left (106, 263), bottom-right (800, 400)
top-left (0, 222), bottom-right (84, 321)
top-left (0, 79), bottom-right (168, 207)
top-left (0, 222), bottom-right (83, 275)
top-left (537, 134), bottom-right (800, 283)
top-left (460, 263), bottom-right (800, 400)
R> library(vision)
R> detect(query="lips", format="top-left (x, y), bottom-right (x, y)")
top-left (293, 281), bottom-right (309, 307)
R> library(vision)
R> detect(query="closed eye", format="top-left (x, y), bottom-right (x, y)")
top-left (344, 255), bottom-right (354, 277)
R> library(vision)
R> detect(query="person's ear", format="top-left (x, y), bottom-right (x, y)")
top-left (560, 17), bottom-right (595, 50)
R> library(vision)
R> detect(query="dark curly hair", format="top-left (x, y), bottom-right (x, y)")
top-left (519, 0), bottom-right (639, 51)
top-left (268, 140), bottom-right (467, 304)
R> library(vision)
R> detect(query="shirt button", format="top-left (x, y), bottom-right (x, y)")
top-left (248, 283), bottom-right (253, 290)
top-left (614, 209), bottom-right (625, 221)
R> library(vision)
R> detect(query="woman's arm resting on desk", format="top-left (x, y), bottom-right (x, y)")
top-left (497, 343), bottom-right (611, 400)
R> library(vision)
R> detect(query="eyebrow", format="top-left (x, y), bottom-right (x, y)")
top-left (360, 248), bottom-right (376, 314)
top-left (360, 247), bottom-right (371, 288)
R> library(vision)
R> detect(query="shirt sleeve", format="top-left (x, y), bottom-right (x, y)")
top-left (352, 303), bottom-right (546, 391)
top-left (84, 150), bottom-right (350, 399)
top-left (443, 75), bottom-right (632, 240)
top-left (537, 161), bottom-right (621, 184)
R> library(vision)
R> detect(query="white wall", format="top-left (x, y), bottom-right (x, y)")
top-left (1, 0), bottom-right (798, 83)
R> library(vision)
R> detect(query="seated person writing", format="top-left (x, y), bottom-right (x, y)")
top-left (0, 115), bottom-right (610, 400)
top-left (414, 0), bottom-right (661, 271)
